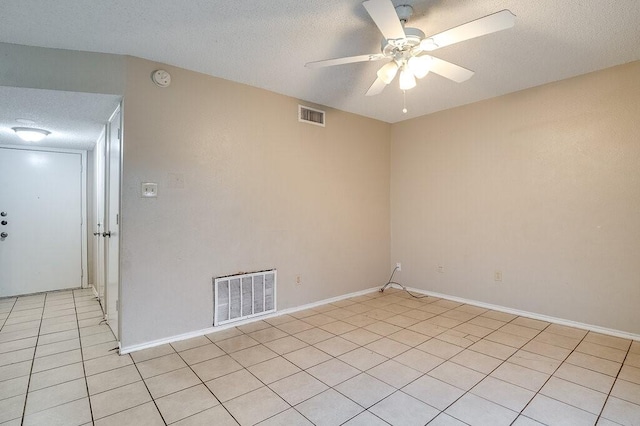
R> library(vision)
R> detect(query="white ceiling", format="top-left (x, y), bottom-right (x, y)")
top-left (0, 0), bottom-right (639, 135)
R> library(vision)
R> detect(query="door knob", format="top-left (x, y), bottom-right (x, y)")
top-left (0, 232), bottom-right (7, 238)
top-left (93, 232), bottom-right (101, 236)
top-left (102, 231), bottom-right (111, 238)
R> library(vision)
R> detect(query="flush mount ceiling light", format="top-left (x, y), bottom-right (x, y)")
top-left (12, 127), bottom-right (51, 142)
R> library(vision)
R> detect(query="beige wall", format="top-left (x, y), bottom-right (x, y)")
top-left (390, 61), bottom-right (640, 334)
top-left (120, 57), bottom-right (391, 347)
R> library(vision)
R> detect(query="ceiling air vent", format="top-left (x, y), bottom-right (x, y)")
top-left (298, 105), bottom-right (325, 127)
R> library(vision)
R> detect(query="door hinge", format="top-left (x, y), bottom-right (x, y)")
top-left (116, 299), bottom-right (119, 312)
top-left (117, 128), bottom-right (122, 140)
top-left (116, 214), bottom-right (119, 225)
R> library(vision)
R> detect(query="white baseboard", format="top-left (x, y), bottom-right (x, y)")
top-left (120, 286), bottom-right (381, 355)
top-left (391, 284), bottom-right (640, 342)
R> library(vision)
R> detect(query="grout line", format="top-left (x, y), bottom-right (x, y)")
top-left (73, 288), bottom-right (96, 425)
top-left (20, 292), bottom-right (47, 426)
top-left (595, 341), bottom-right (632, 424)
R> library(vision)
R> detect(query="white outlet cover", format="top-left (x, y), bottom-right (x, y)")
top-left (141, 182), bottom-right (158, 197)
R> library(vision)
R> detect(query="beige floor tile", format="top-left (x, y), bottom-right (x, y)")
top-left (307, 358), bottom-right (360, 387)
top-left (35, 339), bottom-right (80, 358)
top-left (155, 383), bottom-right (219, 424)
top-left (565, 351), bottom-right (621, 376)
top-left (619, 364), bottom-right (640, 385)
top-left (584, 332), bottom-right (631, 351)
top-left (407, 320), bottom-right (448, 337)
top-left (402, 375), bottom-right (465, 410)
top-left (545, 323), bottom-right (588, 339)
top-left (144, 366), bottom-right (201, 399)
top-left (229, 344), bottom-right (278, 367)
top-left (313, 336), bottom-right (359, 357)
top-left (323, 309), bottom-right (357, 321)
top-left (417, 338), bottom-right (464, 359)
top-left (190, 354), bottom-right (243, 382)
top-left (384, 314), bottom-right (421, 328)
top-left (453, 322), bottom-right (494, 338)
top-left (521, 340), bottom-right (571, 361)
top-left (394, 348), bottom-right (444, 373)
top-left (276, 319), bottom-right (315, 335)
top-left (600, 396), bottom-right (640, 426)
top-left (173, 404), bottom-right (239, 425)
top-left (0, 375), bottom-right (29, 400)
top-left (81, 341), bottom-right (119, 361)
top-left (0, 393), bottom-right (26, 423)
top-left (340, 328), bottom-right (382, 346)
top-left (248, 356), bottom-right (300, 384)
top-left (296, 389), bottom-right (363, 426)
top-left (258, 408), bottom-right (314, 425)
top-left (0, 360), bottom-right (32, 381)
top-left (364, 321), bottom-right (403, 336)
top-left (248, 326), bottom-right (289, 343)
top-left (216, 334), bottom-right (260, 353)
top-left (0, 347), bottom-right (35, 367)
top-left (302, 314), bottom-right (338, 327)
top-left (86, 364), bottom-right (141, 395)
top-left (429, 413), bottom-right (469, 425)
top-left (508, 350), bottom-right (561, 374)
top-left (24, 378), bottom-right (87, 415)
top-left (533, 331), bottom-right (581, 350)
top-left (342, 314), bottom-right (379, 328)
top-left (438, 330), bottom-right (481, 348)
top-left (499, 324), bottom-right (540, 339)
top-left (37, 329), bottom-right (78, 346)
top-left (224, 386), bottom-right (289, 425)
top-left (79, 324), bottom-right (112, 338)
top-left (403, 309), bottom-right (436, 321)
top-left (0, 336), bottom-right (38, 354)
top-left (490, 362), bottom-right (549, 392)
top-left (283, 346), bottom-right (332, 370)
top-left (334, 373), bottom-right (395, 408)
top-left (426, 315), bottom-right (463, 329)
top-left (367, 359), bottom-right (422, 388)
top-left (451, 349), bottom-right (502, 374)
top-left (179, 343), bottom-right (225, 365)
top-left (387, 329), bottom-right (430, 347)
top-left (428, 361), bottom-right (485, 391)
top-left (511, 415), bottom-right (546, 425)
top-left (365, 337), bottom-right (410, 358)
top-left (170, 336), bottom-right (211, 352)
top-left (80, 331), bottom-right (115, 347)
top-left (237, 320), bottom-right (272, 333)
top-left (319, 320), bottom-right (358, 335)
top-left (511, 317), bottom-right (550, 331)
top-left (269, 371), bottom-right (328, 405)
top-left (129, 343), bottom-right (175, 363)
top-left (610, 378), bottom-right (640, 405)
top-left (553, 362), bottom-right (615, 393)
top-left (290, 309), bottom-right (320, 320)
top-left (370, 391), bottom-right (439, 425)
top-left (90, 381), bottom-right (152, 419)
top-left (263, 335), bottom-right (308, 355)
top-left (523, 394), bottom-right (597, 426)
top-left (541, 376), bottom-right (607, 414)
top-left (446, 393), bottom-right (518, 425)
top-left (206, 368), bottom-right (262, 402)
top-left (23, 397), bottom-right (91, 426)
top-left (94, 401), bottom-right (164, 426)
top-left (470, 376), bottom-right (535, 412)
top-left (441, 310), bottom-right (477, 323)
top-left (469, 339), bottom-right (518, 360)
top-left (294, 327), bottom-right (334, 345)
top-left (484, 330), bottom-right (531, 348)
top-left (468, 316), bottom-right (506, 330)
top-left (136, 353), bottom-right (186, 379)
top-left (84, 352), bottom-right (133, 376)
top-left (338, 347), bottom-right (388, 371)
top-left (576, 341), bottom-right (627, 363)
top-left (626, 352), bottom-right (640, 368)
top-left (205, 326), bottom-right (243, 342)
top-left (28, 362), bottom-right (85, 392)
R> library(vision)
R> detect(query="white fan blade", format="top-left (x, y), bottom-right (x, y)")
top-left (424, 10), bottom-right (516, 51)
top-left (306, 53), bottom-right (386, 68)
top-left (363, 0), bottom-right (406, 41)
top-left (429, 57), bottom-right (474, 83)
top-left (365, 77), bottom-right (387, 96)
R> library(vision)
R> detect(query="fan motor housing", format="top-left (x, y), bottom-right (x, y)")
top-left (381, 27), bottom-right (425, 57)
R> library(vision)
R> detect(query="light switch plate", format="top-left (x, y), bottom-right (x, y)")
top-left (141, 182), bottom-right (158, 198)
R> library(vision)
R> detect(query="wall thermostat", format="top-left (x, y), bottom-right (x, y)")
top-left (152, 69), bottom-right (171, 87)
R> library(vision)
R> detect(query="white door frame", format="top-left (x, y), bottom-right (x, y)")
top-left (0, 144), bottom-right (88, 289)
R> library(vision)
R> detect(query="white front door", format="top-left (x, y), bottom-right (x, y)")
top-left (0, 147), bottom-right (82, 297)
top-left (105, 107), bottom-right (121, 339)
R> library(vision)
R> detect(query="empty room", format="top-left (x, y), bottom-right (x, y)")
top-left (0, 0), bottom-right (639, 425)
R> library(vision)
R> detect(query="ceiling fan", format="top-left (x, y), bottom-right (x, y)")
top-left (306, 0), bottom-right (516, 96)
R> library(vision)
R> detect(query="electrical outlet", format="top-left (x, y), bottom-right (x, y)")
top-left (494, 271), bottom-right (503, 281)
top-left (437, 265), bottom-right (444, 273)
top-left (141, 182), bottom-right (158, 198)
top-left (396, 262), bottom-right (401, 271)
top-left (295, 275), bottom-right (302, 286)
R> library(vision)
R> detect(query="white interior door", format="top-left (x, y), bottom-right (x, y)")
top-left (93, 131), bottom-right (106, 310)
top-left (105, 107), bottom-right (121, 339)
top-left (0, 148), bottom-right (82, 297)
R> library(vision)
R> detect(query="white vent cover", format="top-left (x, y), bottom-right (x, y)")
top-left (213, 270), bottom-right (276, 326)
top-left (298, 105), bottom-right (325, 127)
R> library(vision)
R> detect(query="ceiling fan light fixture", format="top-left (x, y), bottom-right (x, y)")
top-left (419, 38), bottom-right (439, 51)
top-left (408, 55), bottom-right (432, 79)
top-left (399, 66), bottom-right (416, 90)
top-left (12, 127), bottom-right (51, 142)
top-left (376, 61), bottom-right (399, 84)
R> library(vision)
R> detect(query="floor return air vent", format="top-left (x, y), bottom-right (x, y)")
top-left (213, 270), bottom-right (276, 326)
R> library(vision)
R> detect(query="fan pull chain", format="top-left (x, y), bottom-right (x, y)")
top-left (402, 90), bottom-right (408, 114)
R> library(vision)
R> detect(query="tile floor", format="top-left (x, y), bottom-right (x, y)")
top-left (1, 288), bottom-right (639, 425)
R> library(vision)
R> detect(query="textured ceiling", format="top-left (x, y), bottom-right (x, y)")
top-left (0, 0), bottom-right (639, 127)
top-left (0, 87), bottom-right (121, 150)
